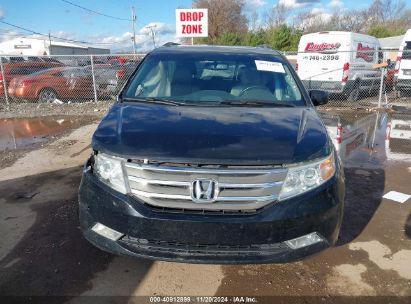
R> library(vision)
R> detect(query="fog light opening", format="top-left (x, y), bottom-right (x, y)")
top-left (91, 223), bottom-right (124, 241)
top-left (284, 232), bottom-right (324, 250)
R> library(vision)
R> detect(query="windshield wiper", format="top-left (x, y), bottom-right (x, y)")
top-left (122, 97), bottom-right (185, 106)
top-left (122, 97), bottom-right (296, 107)
top-left (220, 100), bottom-right (296, 107)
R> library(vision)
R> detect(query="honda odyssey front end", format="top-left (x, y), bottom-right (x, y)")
top-left (79, 44), bottom-right (345, 264)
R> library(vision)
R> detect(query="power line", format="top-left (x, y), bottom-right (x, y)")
top-left (61, 0), bottom-right (131, 21)
top-left (0, 20), bottom-right (90, 44)
top-left (60, 0), bottom-right (144, 53)
top-left (0, 20), bottom-right (124, 45)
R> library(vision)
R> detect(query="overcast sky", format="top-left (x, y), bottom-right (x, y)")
top-left (0, 0), bottom-right (405, 52)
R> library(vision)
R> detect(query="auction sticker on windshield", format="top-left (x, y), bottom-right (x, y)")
top-left (255, 60), bottom-right (285, 73)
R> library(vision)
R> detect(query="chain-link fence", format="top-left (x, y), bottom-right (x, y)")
top-left (284, 49), bottom-right (411, 108)
top-left (286, 46), bottom-right (411, 159)
top-left (0, 54), bottom-right (145, 105)
top-left (1, 50), bottom-right (410, 108)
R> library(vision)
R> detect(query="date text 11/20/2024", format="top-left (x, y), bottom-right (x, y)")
top-left (149, 296), bottom-right (258, 303)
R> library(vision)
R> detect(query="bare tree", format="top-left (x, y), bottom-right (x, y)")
top-left (395, 10), bottom-right (411, 29)
top-left (266, 3), bottom-right (292, 28)
top-left (249, 10), bottom-right (259, 31)
top-left (194, 0), bottom-right (248, 43)
top-left (364, 0), bottom-right (410, 30)
top-left (293, 11), bottom-right (330, 33)
top-left (366, 0), bottom-right (404, 24)
top-left (325, 10), bottom-right (368, 33)
top-left (294, 0), bottom-right (410, 35)
top-left (194, 0), bottom-right (411, 47)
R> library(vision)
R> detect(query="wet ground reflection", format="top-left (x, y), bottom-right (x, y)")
top-left (0, 116), bottom-right (93, 151)
top-left (320, 110), bottom-right (411, 168)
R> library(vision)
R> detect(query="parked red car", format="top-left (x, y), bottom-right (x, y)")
top-left (108, 57), bottom-right (129, 65)
top-left (8, 67), bottom-right (94, 102)
top-left (0, 60), bottom-right (63, 97)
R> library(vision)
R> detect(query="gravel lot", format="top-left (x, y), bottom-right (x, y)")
top-left (0, 100), bottom-right (113, 119)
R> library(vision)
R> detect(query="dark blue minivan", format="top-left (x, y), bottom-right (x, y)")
top-left (79, 44), bottom-right (345, 264)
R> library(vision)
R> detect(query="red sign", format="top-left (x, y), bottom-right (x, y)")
top-left (356, 43), bottom-right (374, 62)
top-left (305, 42), bottom-right (341, 53)
top-left (176, 9), bottom-right (208, 38)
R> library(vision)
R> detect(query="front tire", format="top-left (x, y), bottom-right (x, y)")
top-left (398, 89), bottom-right (409, 98)
top-left (38, 88), bottom-right (58, 103)
top-left (347, 81), bottom-right (360, 102)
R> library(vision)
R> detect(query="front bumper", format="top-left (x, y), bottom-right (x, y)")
top-left (8, 87), bottom-right (37, 99)
top-left (79, 166), bottom-right (344, 264)
top-left (396, 78), bottom-right (411, 90)
top-left (302, 80), bottom-right (353, 94)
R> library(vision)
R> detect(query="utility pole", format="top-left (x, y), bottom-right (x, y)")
top-left (131, 6), bottom-right (137, 55)
top-left (48, 31), bottom-right (52, 55)
top-left (146, 25), bottom-right (157, 49)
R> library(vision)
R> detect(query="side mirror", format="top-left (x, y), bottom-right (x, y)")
top-left (309, 90), bottom-right (329, 106)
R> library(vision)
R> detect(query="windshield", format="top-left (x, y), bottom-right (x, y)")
top-left (403, 41), bottom-right (411, 60)
top-left (124, 52), bottom-right (305, 106)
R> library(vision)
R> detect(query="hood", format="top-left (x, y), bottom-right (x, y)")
top-left (92, 102), bottom-right (331, 165)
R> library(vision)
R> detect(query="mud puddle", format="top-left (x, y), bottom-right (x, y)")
top-left (0, 116), bottom-right (99, 169)
top-left (0, 116), bottom-right (96, 151)
top-left (319, 110), bottom-right (411, 169)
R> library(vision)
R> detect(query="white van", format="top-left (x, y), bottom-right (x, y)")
top-left (394, 29), bottom-right (411, 97)
top-left (297, 31), bottom-right (382, 101)
top-left (385, 115), bottom-right (411, 161)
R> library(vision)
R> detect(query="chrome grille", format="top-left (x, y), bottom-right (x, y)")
top-left (125, 162), bottom-right (287, 211)
top-left (119, 236), bottom-right (289, 256)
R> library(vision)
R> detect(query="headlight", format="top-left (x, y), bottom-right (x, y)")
top-left (279, 153), bottom-right (336, 200)
top-left (94, 153), bottom-right (128, 194)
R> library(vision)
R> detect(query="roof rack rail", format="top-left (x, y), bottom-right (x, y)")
top-left (255, 44), bottom-right (283, 55)
top-left (256, 44), bottom-right (272, 49)
top-left (163, 42), bottom-right (181, 47)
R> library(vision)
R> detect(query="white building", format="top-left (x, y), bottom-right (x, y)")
top-left (379, 35), bottom-right (405, 61)
top-left (0, 37), bottom-right (110, 55)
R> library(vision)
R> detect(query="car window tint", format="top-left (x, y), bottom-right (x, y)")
top-left (61, 69), bottom-right (76, 77)
top-left (10, 67), bottom-right (45, 75)
top-left (403, 42), bottom-right (411, 59)
top-left (9, 68), bottom-right (26, 75)
top-left (124, 52), bottom-right (305, 106)
top-left (28, 57), bottom-right (42, 61)
top-left (61, 68), bottom-right (88, 77)
top-left (9, 57), bottom-right (25, 62)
